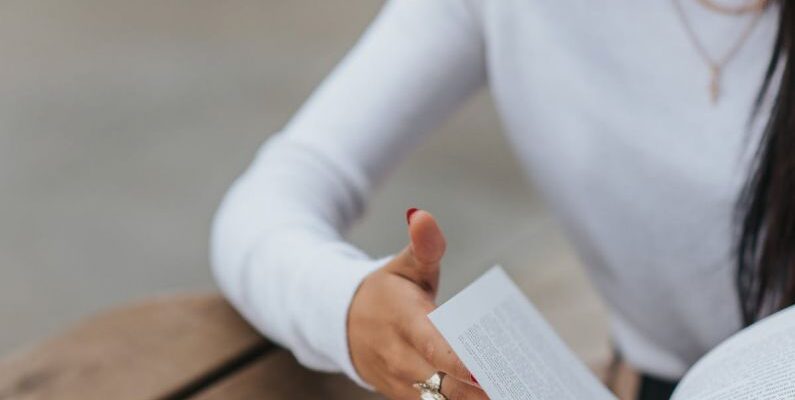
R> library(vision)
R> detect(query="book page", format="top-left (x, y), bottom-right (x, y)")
top-left (672, 305), bottom-right (795, 400)
top-left (429, 266), bottom-right (616, 400)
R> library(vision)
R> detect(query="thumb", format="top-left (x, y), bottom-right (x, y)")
top-left (385, 208), bottom-right (447, 295)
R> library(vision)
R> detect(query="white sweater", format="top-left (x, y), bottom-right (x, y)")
top-left (211, 0), bottom-right (779, 386)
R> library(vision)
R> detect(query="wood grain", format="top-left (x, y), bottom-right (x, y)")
top-left (191, 350), bottom-right (382, 400)
top-left (0, 294), bottom-right (269, 400)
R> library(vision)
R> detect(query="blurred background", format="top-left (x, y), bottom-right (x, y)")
top-left (0, 0), bottom-right (608, 365)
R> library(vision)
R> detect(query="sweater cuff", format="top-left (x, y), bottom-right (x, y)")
top-left (306, 252), bottom-right (391, 389)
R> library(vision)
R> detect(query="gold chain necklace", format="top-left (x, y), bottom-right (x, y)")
top-left (696, 0), bottom-right (769, 15)
top-left (672, 0), bottom-right (765, 104)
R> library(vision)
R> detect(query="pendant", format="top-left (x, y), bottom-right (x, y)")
top-left (709, 65), bottom-right (720, 104)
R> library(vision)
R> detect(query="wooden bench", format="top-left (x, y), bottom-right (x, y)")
top-left (0, 294), bottom-right (638, 399)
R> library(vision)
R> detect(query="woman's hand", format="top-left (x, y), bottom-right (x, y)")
top-left (348, 209), bottom-right (487, 400)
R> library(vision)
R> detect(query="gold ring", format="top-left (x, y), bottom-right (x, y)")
top-left (413, 372), bottom-right (447, 400)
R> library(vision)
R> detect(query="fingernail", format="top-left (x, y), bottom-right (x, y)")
top-left (470, 373), bottom-right (479, 386)
top-left (406, 208), bottom-right (419, 225)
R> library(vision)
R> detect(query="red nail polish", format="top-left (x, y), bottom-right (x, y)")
top-left (470, 373), bottom-right (479, 385)
top-left (406, 208), bottom-right (419, 225)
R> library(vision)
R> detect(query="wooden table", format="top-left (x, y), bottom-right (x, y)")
top-left (0, 294), bottom-right (637, 400)
top-left (0, 294), bottom-right (382, 400)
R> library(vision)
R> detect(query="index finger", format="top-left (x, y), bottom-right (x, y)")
top-left (403, 313), bottom-right (474, 386)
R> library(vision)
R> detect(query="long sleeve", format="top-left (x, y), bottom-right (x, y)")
top-left (210, 0), bottom-right (485, 387)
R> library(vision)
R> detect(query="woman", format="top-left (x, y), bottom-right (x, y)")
top-left (211, 1), bottom-right (793, 399)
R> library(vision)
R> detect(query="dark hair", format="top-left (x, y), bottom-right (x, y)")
top-left (738, 1), bottom-right (795, 325)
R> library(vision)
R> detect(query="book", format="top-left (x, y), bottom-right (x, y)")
top-left (429, 266), bottom-right (795, 399)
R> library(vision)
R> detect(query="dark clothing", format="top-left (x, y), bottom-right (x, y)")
top-left (637, 374), bottom-right (678, 400)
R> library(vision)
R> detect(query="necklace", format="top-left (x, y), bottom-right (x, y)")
top-left (672, 0), bottom-right (764, 104)
top-left (696, 0), bottom-right (769, 16)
